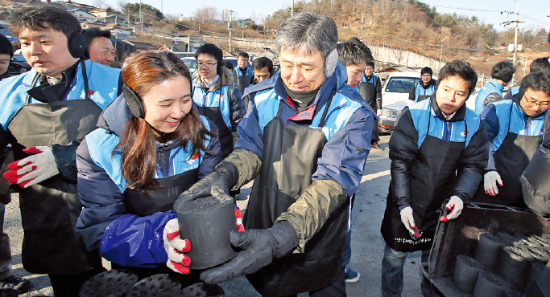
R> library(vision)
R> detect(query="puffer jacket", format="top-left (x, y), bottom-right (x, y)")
top-left (75, 95), bottom-right (221, 267)
top-left (192, 67), bottom-right (245, 132)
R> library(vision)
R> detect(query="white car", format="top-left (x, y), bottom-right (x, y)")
top-left (379, 71), bottom-right (421, 133)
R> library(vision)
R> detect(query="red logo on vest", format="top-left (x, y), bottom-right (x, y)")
top-left (461, 130), bottom-right (469, 137)
top-left (288, 105), bottom-right (317, 122)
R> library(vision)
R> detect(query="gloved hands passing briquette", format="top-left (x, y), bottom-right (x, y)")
top-left (176, 161), bottom-right (239, 206)
top-left (200, 220), bottom-right (299, 284)
top-left (399, 206), bottom-right (421, 239)
top-left (163, 218), bottom-right (191, 274)
top-left (2, 146), bottom-right (59, 188)
top-left (440, 196), bottom-right (464, 222)
top-left (484, 171), bottom-right (503, 196)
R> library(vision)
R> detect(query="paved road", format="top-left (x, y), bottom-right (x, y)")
top-left (5, 134), bottom-right (424, 297)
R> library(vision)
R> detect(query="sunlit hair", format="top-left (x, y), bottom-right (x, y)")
top-left (436, 60), bottom-right (478, 95)
top-left (118, 51), bottom-right (212, 190)
top-left (10, 5), bottom-right (81, 39)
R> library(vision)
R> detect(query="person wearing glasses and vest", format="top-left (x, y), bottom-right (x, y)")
top-left (192, 43), bottom-right (245, 159)
top-left (475, 71), bottom-right (550, 207)
top-left (0, 6), bottom-right (121, 296)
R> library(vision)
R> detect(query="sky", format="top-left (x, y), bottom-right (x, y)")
top-left (75, 0), bottom-right (550, 31)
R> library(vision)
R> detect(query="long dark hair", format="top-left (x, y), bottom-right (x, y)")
top-left (117, 51), bottom-right (212, 190)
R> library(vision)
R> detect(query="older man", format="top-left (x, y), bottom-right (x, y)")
top-left (177, 12), bottom-right (375, 296)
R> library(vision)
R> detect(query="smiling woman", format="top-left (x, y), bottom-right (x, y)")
top-left (74, 51), bottom-right (224, 296)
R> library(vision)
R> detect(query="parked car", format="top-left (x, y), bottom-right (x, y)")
top-left (378, 71), bottom-right (421, 133)
top-left (8, 53), bottom-right (31, 76)
top-left (181, 57), bottom-right (197, 78)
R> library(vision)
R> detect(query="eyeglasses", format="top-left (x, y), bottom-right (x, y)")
top-left (197, 62), bottom-right (217, 68)
top-left (523, 96), bottom-right (550, 108)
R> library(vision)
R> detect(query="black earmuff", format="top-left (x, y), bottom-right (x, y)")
top-left (68, 31), bottom-right (86, 58)
top-left (122, 84), bottom-right (145, 118)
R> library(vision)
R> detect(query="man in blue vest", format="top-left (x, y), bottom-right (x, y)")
top-left (0, 6), bottom-right (121, 296)
top-left (474, 61), bottom-right (515, 114)
top-left (233, 51), bottom-right (254, 92)
top-left (381, 60), bottom-right (488, 297)
top-left (476, 71), bottom-right (550, 207)
top-left (408, 66), bottom-right (436, 103)
top-left (177, 12), bottom-right (375, 296)
top-left (504, 57), bottom-right (550, 100)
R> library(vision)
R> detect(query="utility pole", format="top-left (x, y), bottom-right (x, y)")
top-left (513, 1), bottom-right (519, 66)
top-left (360, 12), bottom-right (364, 40)
top-left (291, 0), bottom-right (294, 16)
top-left (501, 1), bottom-right (524, 66)
top-left (228, 10), bottom-right (233, 52)
top-left (139, 0), bottom-right (142, 31)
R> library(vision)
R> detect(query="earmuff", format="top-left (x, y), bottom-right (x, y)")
top-left (324, 48), bottom-right (338, 78)
top-left (122, 84), bottom-right (145, 118)
top-left (68, 31), bottom-right (86, 58)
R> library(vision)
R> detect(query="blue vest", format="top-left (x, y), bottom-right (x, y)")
top-left (409, 99), bottom-right (481, 148)
top-left (84, 116), bottom-right (212, 193)
top-left (252, 88), bottom-right (364, 142)
top-left (489, 99), bottom-right (547, 152)
top-left (360, 74), bottom-right (379, 87)
top-left (475, 79), bottom-right (504, 114)
top-left (413, 82), bottom-right (436, 102)
top-left (192, 81), bottom-right (233, 129)
top-left (0, 60), bottom-right (120, 130)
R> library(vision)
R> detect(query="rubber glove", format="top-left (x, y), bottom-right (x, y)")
top-left (175, 161), bottom-right (239, 206)
top-left (3, 146), bottom-right (59, 188)
top-left (235, 206), bottom-right (245, 233)
top-left (484, 171), bottom-right (503, 196)
top-left (399, 206), bottom-right (420, 238)
top-left (440, 196), bottom-right (464, 222)
top-left (163, 218), bottom-right (191, 274)
top-left (200, 220), bottom-right (298, 284)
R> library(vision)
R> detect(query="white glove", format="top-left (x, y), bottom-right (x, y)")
top-left (399, 206), bottom-right (419, 237)
top-left (377, 109), bottom-right (382, 116)
top-left (484, 171), bottom-right (503, 196)
top-left (440, 196), bottom-right (464, 222)
top-left (2, 146), bottom-right (59, 188)
top-left (163, 218), bottom-right (191, 274)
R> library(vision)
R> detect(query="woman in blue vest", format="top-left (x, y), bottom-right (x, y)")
top-left (75, 51), bottom-right (223, 296)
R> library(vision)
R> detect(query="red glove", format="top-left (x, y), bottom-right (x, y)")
top-left (2, 146), bottom-right (59, 188)
top-left (163, 219), bottom-right (191, 274)
top-left (235, 207), bottom-right (245, 232)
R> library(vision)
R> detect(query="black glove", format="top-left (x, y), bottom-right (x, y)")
top-left (174, 161), bottom-right (239, 208)
top-left (200, 220), bottom-right (299, 284)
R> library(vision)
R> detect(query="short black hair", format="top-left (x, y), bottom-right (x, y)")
top-left (10, 5), bottom-right (81, 39)
top-left (337, 38), bottom-right (373, 67)
top-left (0, 33), bottom-right (13, 57)
top-left (436, 60), bottom-right (478, 95)
top-left (491, 61), bottom-right (516, 83)
top-left (82, 28), bottom-right (112, 59)
top-left (521, 71), bottom-right (550, 97)
top-left (237, 52), bottom-right (249, 59)
top-left (366, 61), bottom-right (375, 68)
top-left (222, 60), bottom-right (234, 71)
top-left (252, 57), bottom-right (273, 76)
top-left (195, 43), bottom-right (223, 74)
top-left (421, 67), bottom-right (433, 75)
top-left (530, 57), bottom-right (550, 73)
